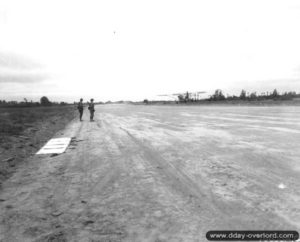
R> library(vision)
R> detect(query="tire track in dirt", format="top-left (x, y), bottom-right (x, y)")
top-left (99, 119), bottom-right (212, 239)
top-left (116, 126), bottom-right (248, 228)
top-left (116, 124), bottom-right (295, 231)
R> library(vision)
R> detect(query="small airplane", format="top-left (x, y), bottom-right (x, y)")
top-left (158, 91), bottom-right (206, 102)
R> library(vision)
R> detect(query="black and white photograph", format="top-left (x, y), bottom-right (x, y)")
top-left (0, 0), bottom-right (300, 241)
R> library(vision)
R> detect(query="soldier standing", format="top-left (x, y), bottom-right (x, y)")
top-left (88, 98), bottom-right (95, 121)
top-left (77, 98), bottom-right (84, 121)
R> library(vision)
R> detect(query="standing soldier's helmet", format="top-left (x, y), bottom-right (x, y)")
top-left (80, 98), bottom-right (83, 102)
top-left (91, 98), bottom-right (94, 102)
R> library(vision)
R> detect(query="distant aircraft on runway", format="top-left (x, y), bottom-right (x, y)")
top-left (158, 91), bottom-right (206, 103)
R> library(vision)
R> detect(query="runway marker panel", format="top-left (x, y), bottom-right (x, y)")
top-left (36, 138), bottom-right (71, 155)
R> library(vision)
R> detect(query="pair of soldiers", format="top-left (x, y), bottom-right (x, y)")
top-left (77, 98), bottom-right (95, 121)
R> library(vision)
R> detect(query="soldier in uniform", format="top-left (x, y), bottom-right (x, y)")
top-left (77, 98), bottom-right (84, 121)
top-left (88, 98), bottom-right (95, 121)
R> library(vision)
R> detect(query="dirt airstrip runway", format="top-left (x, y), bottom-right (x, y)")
top-left (0, 104), bottom-right (299, 241)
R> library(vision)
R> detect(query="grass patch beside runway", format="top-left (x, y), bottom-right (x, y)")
top-left (0, 105), bottom-right (77, 186)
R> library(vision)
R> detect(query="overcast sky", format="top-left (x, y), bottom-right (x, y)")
top-left (1, 0), bottom-right (300, 102)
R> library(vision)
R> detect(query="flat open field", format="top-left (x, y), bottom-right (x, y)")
top-left (0, 104), bottom-right (299, 241)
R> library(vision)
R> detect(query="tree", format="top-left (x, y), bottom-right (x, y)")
top-left (249, 92), bottom-right (257, 100)
top-left (211, 89), bottom-right (225, 101)
top-left (272, 89), bottom-right (279, 98)
top-left (240, 89), bottom-right (246, 100)
top-left (40, 96), bottom-right (51, 106)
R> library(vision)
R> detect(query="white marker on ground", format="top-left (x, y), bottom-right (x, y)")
top-left (278, 183), bottom-right (286, 189)
top-left (36, 138), bottom-right (71, 155)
